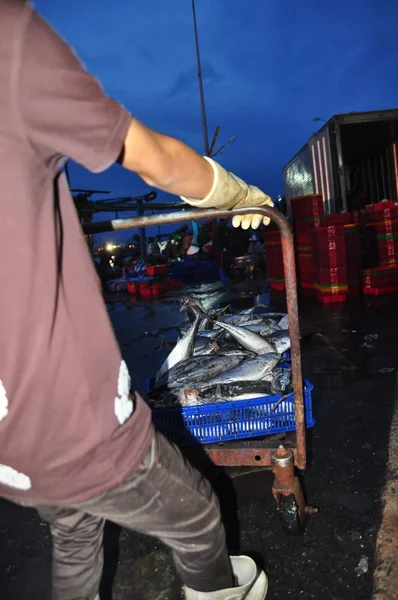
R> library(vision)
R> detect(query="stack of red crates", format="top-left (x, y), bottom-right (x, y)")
top-left (290, 194), bottom-right (325, 231)
top-left (365, 201), bottom-right (398, 266)
top-left (290, 194), bottom-right (325, 290)
top-left (312, 224), bottom-right (361, 303)
top-left (296, 233), bottom-right (314, 289)
top-left (361, 201), bottom-right (398, 295)
top-left (264, 222), bottom-right (285, 291)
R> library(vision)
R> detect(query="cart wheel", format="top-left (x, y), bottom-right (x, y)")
top-left (279, 493), bottom-right (305, 536)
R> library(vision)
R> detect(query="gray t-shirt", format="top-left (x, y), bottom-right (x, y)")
top-left (0, 0), bottom-right (154, 504)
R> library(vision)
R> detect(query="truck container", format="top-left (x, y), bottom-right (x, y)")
top-left (283, 109), bottom-right (398, 216)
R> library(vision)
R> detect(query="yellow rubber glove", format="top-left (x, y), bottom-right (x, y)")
top-left (180, 157), bottom-right (274, 230)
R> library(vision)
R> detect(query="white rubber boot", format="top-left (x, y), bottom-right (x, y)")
top-left (184, 555), bottom-right (268, 600)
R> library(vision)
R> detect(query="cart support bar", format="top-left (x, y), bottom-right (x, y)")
top-left (97, 206), bottom-right (306, 469)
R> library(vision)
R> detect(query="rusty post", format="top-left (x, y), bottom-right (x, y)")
top-left (271, 445), bottom-right (306, 524)
top-left (97, 206), bottom-right (306, 469)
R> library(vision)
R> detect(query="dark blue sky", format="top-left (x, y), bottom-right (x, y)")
top-left (36, 0), bottom-right (398, 240)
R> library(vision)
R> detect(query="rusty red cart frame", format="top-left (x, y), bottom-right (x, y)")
top-left (104, 206), bottom-right (315, 529)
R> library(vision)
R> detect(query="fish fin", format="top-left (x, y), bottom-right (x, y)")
top-left (248, 307), bottom-right (257, 321)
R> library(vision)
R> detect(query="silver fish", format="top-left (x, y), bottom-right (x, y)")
top-left (217, 349), bottom-right (256, 358)
top-left (242, 322), bottom-right (281, 335)
top-left (177, 381), bottom-right (272, 405)
top-left (213, 320), bottom-right (276, 354)
top-left (182, 329), bottom-right (220, 340)
top-left (278, 314), bottom-right (289, 329)
top-left (208, 352), bottom-right (280, 384)
top-left (265, 330), bottom-right (290, 355)
top-left (193, 340), bottom-right (219, 356)
top-left (217, 313), bottom-right (254, 326)
top-left (180, 297), bottom-right (212, 331)
top-left (157, 354), bottom-right (245, 389)
top-left (219, 319), bottom-right (264, 342)
top-left (156, 316), bottom-right (200, 382)
top-left (237, 309), bottom-right (255, 316)
top-left (181, 297), bottom-right (229, 321)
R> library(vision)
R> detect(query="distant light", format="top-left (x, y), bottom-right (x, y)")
top-left (105, 243), bottom-right (115, 251)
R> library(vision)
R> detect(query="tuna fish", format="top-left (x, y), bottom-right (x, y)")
top-left (156, 316), bottom-right (201, 382)
top-left (156, 353), bottom-right (245, 390)
top-left (208, 353), bottom-right (280, 385)
top-left (213, 320), bottom-right (276, 354)
top-left (176, 380), bottom-right (273, 405)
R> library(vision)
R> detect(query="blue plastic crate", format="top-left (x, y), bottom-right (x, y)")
top-left (149, 380), bottom-right (315, 447)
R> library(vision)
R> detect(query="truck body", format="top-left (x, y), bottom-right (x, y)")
top-left (283, 109), bottom-right (398, 215)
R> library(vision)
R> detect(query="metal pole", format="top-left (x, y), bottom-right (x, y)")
top-left (192, 0), bottom-right (210, 156)
top-left (191, 0), bottom-right (221, 265)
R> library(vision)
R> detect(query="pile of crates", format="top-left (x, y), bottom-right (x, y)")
top-left (312, 224), bottom-right (361, 303)
top-left (365, 202), bottom-right (398, 266)
top-left (265, 195), bottom-right (398, 301)
top-left (362, 201), bottom-right (398, 295)
top-left (290, 194), bottom-right (325, 290)
top-left (126, 264), bottom-right (182, 297)
top-left (264, 223), bottom-right (285, 291)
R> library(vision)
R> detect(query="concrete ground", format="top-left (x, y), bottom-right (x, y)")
top-left (0, 280), bottom-right (397, 600)
top-left (372, 371), bottom-right (398, 600)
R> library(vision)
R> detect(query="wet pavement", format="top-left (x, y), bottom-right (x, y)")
top-left (0, 281), bottom-right (397, 600)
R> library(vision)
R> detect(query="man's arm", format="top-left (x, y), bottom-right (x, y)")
top-left (120, 119), bottom-right (214, 200)
top-left (120, 118), bottom-right (274, 229)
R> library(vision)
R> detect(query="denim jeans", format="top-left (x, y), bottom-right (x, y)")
top-left (34, 432), bottom-right (233, 600)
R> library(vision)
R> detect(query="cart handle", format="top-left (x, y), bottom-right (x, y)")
top-left (93, 206), bottom-right (306, 470)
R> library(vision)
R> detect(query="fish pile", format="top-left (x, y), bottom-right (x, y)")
top-left (148, 297), bottom-right (293, 408)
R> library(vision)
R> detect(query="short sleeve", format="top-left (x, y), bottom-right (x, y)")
top-left (18, 6), bottom-right (132, 173)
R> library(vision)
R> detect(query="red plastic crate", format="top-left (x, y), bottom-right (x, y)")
top-left (294, 218), bottom-right (324, 233)
top-left (139, 280), bottom-right (152, 289)
top-left (126, 282), bottom-right (139, 294)
top-left (327, 213), bottom-right (353, 226)
top-left (365, 200), bottom-right (396, 211)
top-left (365, 201), bottom-right (397, 218)
top-left (296, 233), bottom-right (313, 249)
top-left (146, 264), bottom-right (168, 277)
top-left (315, 268), bottom-right (348, 285)
top-left (316, 292), bottom-right (347, 304)
top-left (139, 286), bottom-right (155, 297)
top-left (300, 281), bottom-right (315, 289)
top-left (290, 194), bottom-right (324, 219)
top-left (363, 285), bottom-right (398, 296)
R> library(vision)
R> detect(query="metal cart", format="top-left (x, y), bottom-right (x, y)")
top-left (97, 206), bottom-right (316, 534)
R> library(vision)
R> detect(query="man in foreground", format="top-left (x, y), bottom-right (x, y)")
top-left (0, 1), bottom-right (273, 599)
